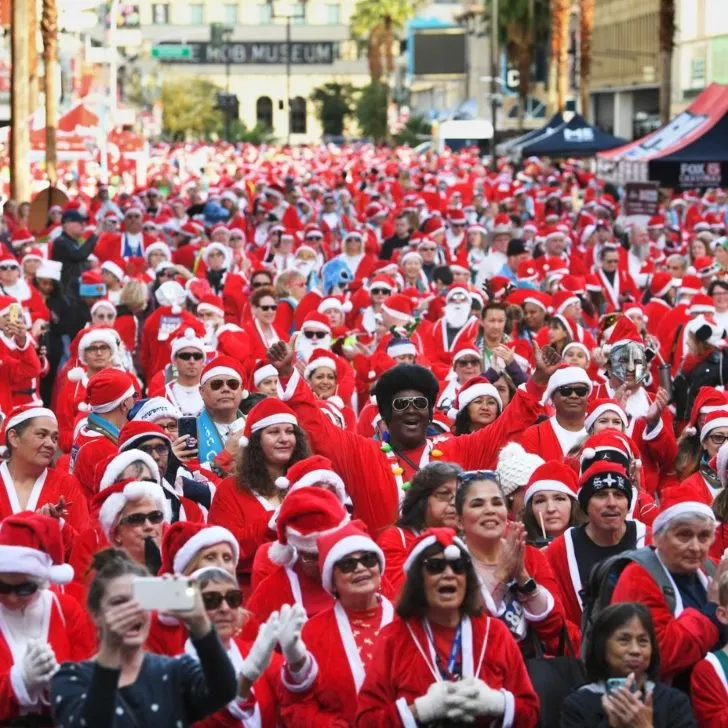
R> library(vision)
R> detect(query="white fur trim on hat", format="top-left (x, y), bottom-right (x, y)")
top-left (321, 535), bottom-right (384, 594)
top-left (253, 364), bottom-right (278, 387)
top-left (281, 469), bottom-right (346, 502)
top-left (171, 328), bottom-right (206, 359)
top-left (562, 342), bottom-right (591, 361)
top-left (99, 449), bottom-right (160, 490)
top-left (700, 417), bottom-right (728, 443)
top-left (301, 320), bottom-right (332, 333)
top-left (172, 526), bottom-right (240, 574)
top-left (380, 303), bottom-right (413, 323)
top-left (543, 366), bottom-right (593, 403)
top-left (304, 357), bottom-right (338, 379)
top-left (286, 515), bottom-right (351, 555)
top-left (200, 366), bottom-right (242, 387)
top-left (101, 260), bottom-right (125, 282)
top-left (318, 297), bottom-right (353, 314)
top-left (652, 502), bottom-right (716, 535)
top-left (718, 443), bottom-right (728, 489)
top-left (91, 383), bottom-right (136, 415)
top-left (98, 481), bottom-right (168, 539)
top-left (402, 534), bottom-right (469, 574)
top-left (585, 403), bottom-right (628, 433)
top-left (452, 348), bottom-right (483, 364)
top-left (78, 329), bottom-right (119, 362)
top-left (133, 397), bottom-right (182, 423)
top-left (451, 383), bottom-right (502, 419)
top-left (554, 295), bottom-right (580, 315)
top-left (0, 545), bottom-right (73, 585)
top-left (4, 407), bottom-right (56, 432)
top-left (268, 540), bottom-right (297, 567)
top-left (197, 301), bottom-right (225, 319)
top-left (387, 340), bottom-right (417, 357)
top-left (524, 479), bottom-right (577, 505)
top-left (250, 412), bottom-right (298, 435)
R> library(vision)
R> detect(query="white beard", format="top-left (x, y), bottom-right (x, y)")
top-left (295, 332), bottom-right (332, 362)
top-left (444, 303), bottom-right (470, 329)
top-left (294, 260), bottom-right (316, 278)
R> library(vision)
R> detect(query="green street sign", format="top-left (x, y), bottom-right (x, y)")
top-left (152, 45), bottom-right (192, 60)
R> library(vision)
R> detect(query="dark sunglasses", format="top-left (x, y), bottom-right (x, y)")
top-left (456, 358), bottom-right (481, 367)
top-left (259, 304), bottom-right (278, 312)
top-left (558, 385), bottom-right (589, 398)
top-left (0, 264), bottom-right (18, 271)
top-left (423, 556), bottom-right (468, 575)
top-left (176, 351), bottom-right (204, 361)
top-left (0, 580), bottom-right (39, 596)
top-left (370, 288), bottom-right (390, 296)
top-left (456, 469), bottom-right (500, 487)
top-left (336, 553), bottom-right (380, 573)
top-left (251, 280), bottom-right (269, 288)
top-left (303, 330), bottom-right (328, 340)
top-left (139, 443), bottom-right (169, 457)
top-left (202, 589), bottom-right (243, 610)
top-left (119, 510), bottom-right (165, 527)
top-left (392, 395), bottom-right (429, 412)
top-left (209, 378), bottom-right (241, 391)
top-left (85, 344), bottom-right (111, 354)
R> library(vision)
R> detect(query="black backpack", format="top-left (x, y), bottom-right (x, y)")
top-left (579, 546), bottom-right (716, 658)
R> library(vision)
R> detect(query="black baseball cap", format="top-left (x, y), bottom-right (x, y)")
top-left (61, 209), bottom-right (85, 224)
top-left (507, 238), bottom-right (527, 257)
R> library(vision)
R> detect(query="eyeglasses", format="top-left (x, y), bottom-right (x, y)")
top-left (370, 288), bottom-right (390, 296)
top-left (419, 247), bottom-right (437, 253)
top-left (0, 580), bottom-right (39, 596)
top-left (138, 443), bottom-right (169, 458)
top-left (85, 344), bottom-right (111, 354)
top-left (209, 378), bottom-right (241, 391)
top-left (258, 304), bottom-right (277, 312)
top-left (392, 396), bottom-right (429, 412)
top-left (251, 280), bottom-right (270, 288)
top-left (456, 358), bottom-right (481, 367)
top-left (709, 433), bottom-right (728, 446)
top-left (176, 351), bottom-right (204, 361)
top-left (303, 330), bottom-right (328, 340)
top-left (423, 556), bottom-right (468, 575)
top-left (202, 589), bottom-right (243, 610)
top-left (431, 488), bottom-right (456, 504)
top-left (0, 265), bottom-right (18, 271)
top-left (119, 510), bottom-right (164, 527)
top-left (336, 553), bottom-right (380, 573)
top-left (126, 213), bottom-right (142, 219)
top-left (456, 469), bottom-right (500, 487)
top-left (557, 385), bottom-right (590, 398)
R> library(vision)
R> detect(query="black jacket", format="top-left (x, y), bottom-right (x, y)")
top-left (673, 349), bottom-right (728, 420)
top-left (560, 681), bottom-right (696, 728)
top-left (51, 231), bottom-right (98, 297)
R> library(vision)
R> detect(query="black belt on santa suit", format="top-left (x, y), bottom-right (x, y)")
top-left (12, 389), bottom-right (36, 396)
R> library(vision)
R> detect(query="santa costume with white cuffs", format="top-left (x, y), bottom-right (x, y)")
top-left (250, 454), bottom-right (349, 590)
top-left (0, 406), bottom-right (89, 554)
top-left (356, 528), bottom-right (540, 728)
top-left (518, 365), bottom-right (592, 460)
top-left (0, 513), bottom-right (95, 723)
top-left (280, 522), bottom-right (394, 726)
top-left (545, 462), bottom-right (650, 626)
top-left (435, 339), bottom-right (483, 413)
top-left (680, 410), bottom-right (728, 503)
top-left (246, 488), bottom-right (350, 623)
top-left (612, 485), bottom-right (721, 681)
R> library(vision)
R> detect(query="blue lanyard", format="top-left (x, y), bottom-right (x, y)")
top-left (425, 620), bottom-right (462, 680)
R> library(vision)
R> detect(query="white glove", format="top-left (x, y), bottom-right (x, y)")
top-left (413, 681), bottom-right (464, 723)
top-left (21, 640), bottom-right (59, 694)
top-left (278, 603), bottom-right (308, 665)
top-left (240, 611), bottom-right (280, 683)
top-left (453, 677), bottom-right (506, 718)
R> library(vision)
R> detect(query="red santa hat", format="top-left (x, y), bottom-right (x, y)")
top-left (367, 275), bottom-right (396, 293)
top-left (685, 388), bottom-right (728, 437)
top-left (577, 461), bottom-right (632, 512)
top-left (11, 228), bottom-right (34, 249)
top-left (145, 241), bottom-right (171, 261)
top-left (688, 293), bottom-right (716, 316)
top-left (580, 430), bottom-right (639, 472)
top-left (492, 213), bottom-right (512, 235)
top-left (100, 259), bottom-right (126, 283)
top-left (403, 527), bottom-right (468, 574)
top-left (155, 280), bottom-right (186, 314)
top-left (98, 449), bottom-right (160, 490)
top-left (0, 513), bottom-right (73, 585)
top-left (118, 420), bottom-right (172, 452)
top-left (552, 290), bottom-right (580, 316)
top-left (70, 327), bottom-right (120, 376)
top-left (273, 454), bottom-right (346, 502)
top-left (252, 360), bottom-right (279, 387)
top-left (81, 369), bottom-right (137, 414)
top-left (447, 376), bottom-right (502, 420)
top-left (96, 479), bottom-right (169, 539)
top-left (170, 327), bottom-right (207, 359)
top-left (200, 355), bottom-right (245, 387)
top-left (202, 242), bottom-right (232, 267)
top-left (521, 290), bottom-right (552, 313)
top-left (422, 216), bottom-right (445, 237)
top-left (269, 487), bottom-right (349, 566)
top-left (239, 398), bottom-right (297, 449)
top-left (317, 295), bottom-right (352, 315)
top-left (301, 310), bottom-right (332, 333)
top-left (699, 409), bottom-right (728, 443)
top-left (602, 316), bottom-right (643, 353)
top-left (652, 482), bottom-right (715, 535)
top-left (304, 348), bottom-right (339, 379)
top-left (90, 299), bottom-right (116, 317)
top-left (317, 522), bottom-right (384, 595)
top-left (584, 398), bottom-right (629, 433)
top-left (647, 214), bottom-right (665, 229)
top-left (679, 275), bottom-right (703, 297)
top-left (21, 247), bottom-right (44, 265)
top-left (562, 341), bottom-right (591, 362)
top-left (543, 364), bottom-right (592, 403)
top-left (0, 405), bottom-right (57, 455)
top-left (445, 284), bottom-right (471, 303)
top-left (381, 293), bottom-right (416, 323)
top-left (648, 272), bottom-right (675, 298)
top-left (451, 338), bottom-right (482, 365)
top-left (694, 256), bottom-right (720, 278)
top-left (197, 294), bottom-right (225, 319)
top-left (159, 521), bottom-right (239, 575)
top-left (524, 461), bottom-right (579, 504)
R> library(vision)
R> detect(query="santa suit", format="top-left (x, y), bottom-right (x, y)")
top-left (594, 267), bottom-right (638, 312)
top-left (281, 598), bottom-right (394, 726)
top-left (0, 589), bottom-right (95, 722)
top-left (0, 279), bottom-right (50, 325)
top-left (690, 653), bottom-right (728, 728)
top-left (656, 303), bottom-right (690, 375)
top-left (215, 324), bottom-right (253, 366)
top-left (355, 613), bottom-right (540, 728)
top-left (519, 417), bottom-right (587, 461)
top-left (114, 309), bottom-right (139, 355)
top-left (207, 477), bottom-right (277, 586)
top-left (0, 335), bottom-right (43, 419)
top-left (611, 560), bottom-right (719, 680)
top-left (282, 371), bottom-right (547, 536)
top-left (219, 273), bottom-right (248, 325)
top-left (140, 307), bottom-right (204, 380)
top-left (545, 521), bottom-right (649, 626)
top-left (680, 470), bottom-right (720, 504)
top-left (56, 376), bottom-right (89, 453)
top-left (241, 320), bottom-right (286, 364)
top-left (644, 298), bottom-right (672, 336)
top-left (94, 231), bottom-right (154, 274)
top-left (377, 526), bottom-right (418, 598)
top-left (72, 432), bottom-right (118, 500)
top-left (421, 316), bottom-right (481, 380)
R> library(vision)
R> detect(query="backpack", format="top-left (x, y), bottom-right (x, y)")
top-left (579, 546), bottom-right (716, 658)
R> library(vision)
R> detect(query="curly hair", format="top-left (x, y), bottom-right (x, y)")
top-left (250, 285), bottom-right (277, 308)
top-left (237, 424), bottom-right (310, 497)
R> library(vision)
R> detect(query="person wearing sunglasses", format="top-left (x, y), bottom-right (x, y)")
top-left (280, 523), bottom-right (394, 726)
top-left (354, 273), bottom-right (394, 335)
top-left (243, 285), bottom-right (285, 363)
top-left (436, 339), bottom-right (484, 413)
top-left (0, 513), bottom-right (96, 724)
top-left (293, 310), bottom-right (334, 365)
top-left (356, 527), bottom-right (539, 726)
top-left (161, 328), bottom-right (207, 417)
top-left (335, 229), bottom-right (377, 282)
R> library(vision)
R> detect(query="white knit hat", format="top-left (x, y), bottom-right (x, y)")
top-left (496, 442), bottom-right (545, 497)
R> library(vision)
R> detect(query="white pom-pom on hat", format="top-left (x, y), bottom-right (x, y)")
top-left (48, 563), bottom-right (74, 585)
top-left (684, 427), bottom-right (697, 437)
top-left (171, 304), bottom-right (182, 314)
top-left (444, 544), bottom-right (461, 560)
top-left (368, 370), bottom-right (376, 380)
top-left (78, 402), bottom-right (91, 412)
top-left (342, 301), bottom-right (353, 313)
top-left (275, 476), bottom-right (290, 489)
top-left (582, 447), bottom-right (596, 460)
top-left (634, 458), bottom-right (642, 468)
top-left (182, 327), bottom-right (196, 340)
top-left (67, 367), bottom-right (86, 383)
top-left (268, 540), bottom-right (296, 566)
top-left (238, 435), bottom-right (249, 448)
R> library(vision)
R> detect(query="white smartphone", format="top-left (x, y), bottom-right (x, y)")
top-left (132, 576), bottom-right (196, 611)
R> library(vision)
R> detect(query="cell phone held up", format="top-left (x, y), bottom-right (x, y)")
top-left (178, 416), bottom-right (198, 450)
top-left (132, 576), bottom-right (196, 611)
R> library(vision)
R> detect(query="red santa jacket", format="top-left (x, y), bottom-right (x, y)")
top-left (377, 526), bottom-right (417, 598)
top-left (72, 433), bottom-right (118, 501)
top-left (94, 231), bottom-right (155, 274)
top-left (420, 316), bottom-right (481, 380)
top-left (594, 267), bottom-right (639, 312)
top-left (690, 653), bottom-right (728, 728)
top-left (0, 335), bottom-right (42, 418)
top-left (140, 307), bottom-right (205, 380)
top-left (611, 560), bottom-right (720, 680)
top-left (355, 613), bottom-right (540, 728)
top-left (519, 416), bottom-right (586, 460)
top-left (282, 370), bottom-right (548, 536)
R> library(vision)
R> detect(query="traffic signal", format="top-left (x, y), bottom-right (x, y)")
top-left (210, 22), bottom-right (225, 48)
top-left (216, 93), bottom-right (239, 119)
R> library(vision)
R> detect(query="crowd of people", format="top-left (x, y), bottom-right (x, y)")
top-left (0, 142), bottom-right (727, 726)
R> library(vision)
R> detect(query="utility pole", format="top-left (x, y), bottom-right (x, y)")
top-left (490, 0), bottom-right (498, 168)
top-left (285, 14), bottom-right (291, 145)
top-left (11, 0), bottom-right (31, 202)
top-left (42, 0), bottom-right (59, 185)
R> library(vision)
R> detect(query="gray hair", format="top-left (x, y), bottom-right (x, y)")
top-left (654, 513), bottom-right (715, 537)
top-left (192, 566), bottom-right (237, 591)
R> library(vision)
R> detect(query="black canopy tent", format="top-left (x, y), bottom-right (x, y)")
top-left (496, 113), bottom-right (564, 156)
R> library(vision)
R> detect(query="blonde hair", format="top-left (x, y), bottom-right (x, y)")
top-left (275, 270), bottom-right (306, 298)
top-left (120, 280), bottom-right (148, 311)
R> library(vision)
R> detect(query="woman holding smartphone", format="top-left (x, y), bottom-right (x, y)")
top-left (52, 548), bottom-right (239, 728)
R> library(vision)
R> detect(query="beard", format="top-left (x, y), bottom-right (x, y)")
top-left (294, 260), bottom-right (316, 278)
top-left (444, 303), bottom-right (471, 329)
top-left (295, 332), bottom-right (332, 362)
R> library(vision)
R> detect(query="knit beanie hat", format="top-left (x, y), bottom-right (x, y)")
top-left (577, 461), bottom-right (632, 512)
top-left (496, 442), bottom-right (545, 497)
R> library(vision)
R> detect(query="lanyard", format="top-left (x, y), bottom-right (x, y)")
top-left (424, 619), bottom-right (462, 681)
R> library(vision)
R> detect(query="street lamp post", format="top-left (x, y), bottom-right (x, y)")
top-left (490, 0), bottom-right (498, 168)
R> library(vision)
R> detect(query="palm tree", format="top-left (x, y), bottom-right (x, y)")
top-left (10, 0), bottom-right (31, 201)
top-left (659, 0), bottom-right (675, 125)
top-left (549, 0), bottom-right (571, 113)
top-left (579, 0), bottom-right (595, 119)
top-left (41, 0), bottom-right (59, 185)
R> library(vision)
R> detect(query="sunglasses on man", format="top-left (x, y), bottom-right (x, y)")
top-left (557, 385), bottom-right (589, 398)
top-left (303, 330), bottom-right (327, 340)
top-left (391, 395), bottom-right (429, 413)
top-left (0, 580), bottom-right (39, 596)
top-left (176, 351), bottom-right (204, 361)
top-left (119, 510), bottom-right (165, 527)
top-left (209, 378), bottom-right (241, 391)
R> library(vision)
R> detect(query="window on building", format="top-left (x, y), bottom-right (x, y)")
top-left (291, 3), bottom-right (305, 24)
top-left (152, 3), bottom-right (169, 24)
top-left (224, 4), bottom-right (238, 25)
top-left (188, 3), bottom-right (204, 24)
top-left (258, 3), bottom-right (272, 24)
top-left (257, 96), bottom-right (273, 130)
top-left (325, 3), bottom-right (340, 24)
top-left (290, 96), bottom-right (306, 134)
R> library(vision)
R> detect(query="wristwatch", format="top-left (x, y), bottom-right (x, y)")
top-left (515, 578), bottom-right (538, 596)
